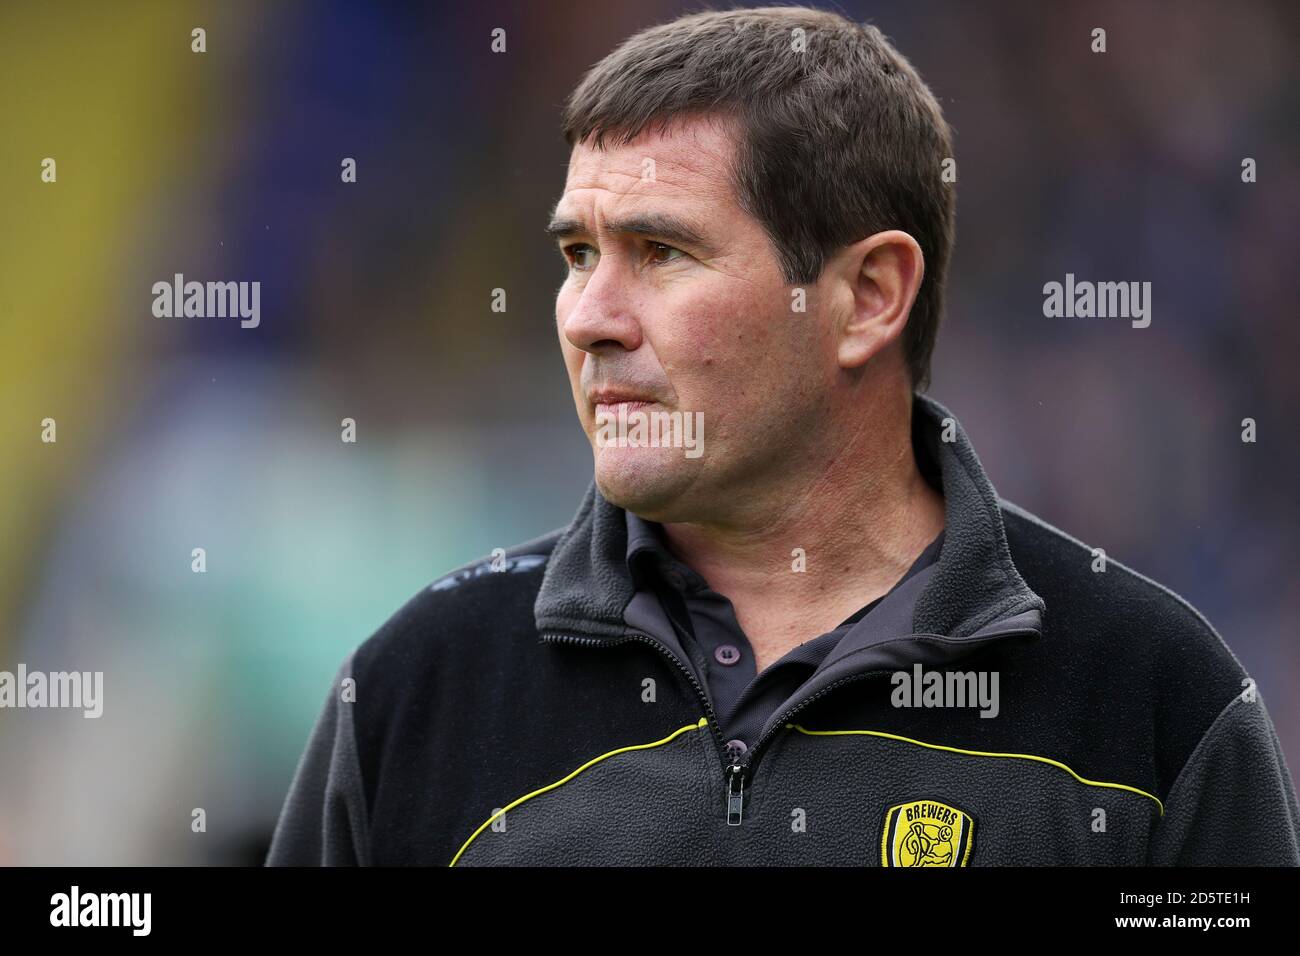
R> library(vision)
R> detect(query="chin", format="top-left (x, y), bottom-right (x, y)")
top-left (592, 445), bottom-right (700, 518)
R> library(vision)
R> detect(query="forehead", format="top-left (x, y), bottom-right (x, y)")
top-left (556, 114), bottom-right (741, 218)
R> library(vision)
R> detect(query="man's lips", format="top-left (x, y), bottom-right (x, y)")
top-left (593, 400), bottom-right (655, 417)
top-left (589, 390), bottom-right (660, 412)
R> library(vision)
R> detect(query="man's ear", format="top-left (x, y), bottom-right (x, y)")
top-left (836, 230), bottom-right (925, 370)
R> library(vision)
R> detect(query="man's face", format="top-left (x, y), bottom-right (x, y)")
top-left (550, 114), bottom-right (840, 523)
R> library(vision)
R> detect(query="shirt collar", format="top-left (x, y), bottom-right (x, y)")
top-left (836, 528), bottom-right (945, 628)
top-left (629, 505), bottom-right (945, 628)
top-left (624, 510), bottom-right (705, 593)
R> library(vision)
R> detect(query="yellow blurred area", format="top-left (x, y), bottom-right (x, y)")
top-left (0, 3), bottom-right (248, 644)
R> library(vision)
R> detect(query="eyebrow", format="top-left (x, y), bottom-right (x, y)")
top-left (544, 210), bottom-right (715, 254)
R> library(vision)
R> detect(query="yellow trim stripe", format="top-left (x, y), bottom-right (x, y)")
top-left (449, 717), bottom-right (709, 866)
top-left (788, 723), bottom-right (1164, 816)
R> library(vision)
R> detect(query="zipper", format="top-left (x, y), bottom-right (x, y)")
top-left (540, 630), bottom-right (738, 794)
top-left (723, 669), bottom-right (894, 824)
top-left (725, 761), bottom-right (746, 825)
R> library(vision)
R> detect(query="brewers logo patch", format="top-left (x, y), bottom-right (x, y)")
top-left (881, 799), bottom-right (975, 867)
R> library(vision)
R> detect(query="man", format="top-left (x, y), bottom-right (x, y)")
top-left (266, 6), bottom-right (1300, 866)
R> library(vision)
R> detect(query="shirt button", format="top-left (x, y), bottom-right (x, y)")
top-left (725, 739), bottom-right (748, 758)
top-left (714, 644), bottom-right (742, 666)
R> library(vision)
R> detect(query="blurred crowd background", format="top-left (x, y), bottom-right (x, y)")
top-left (1, 0), bottom-right (1296, 864)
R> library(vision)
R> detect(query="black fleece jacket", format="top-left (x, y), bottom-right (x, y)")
top-left (265, 394), bottom-right (1300, 866)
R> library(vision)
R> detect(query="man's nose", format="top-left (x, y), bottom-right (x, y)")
top-left (561, 258), bottom-right (643, 354)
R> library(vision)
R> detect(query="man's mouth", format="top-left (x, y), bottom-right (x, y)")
top-left (594, 400), bottom-right (654, 416)
top-left (589, 389), bottom-right (660, 415)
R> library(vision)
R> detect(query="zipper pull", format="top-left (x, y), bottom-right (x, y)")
top-left (725, 763), bottom-right (746, 826)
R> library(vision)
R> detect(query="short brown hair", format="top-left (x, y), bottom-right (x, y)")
top-left (561, 5), bottom-right (956, 391)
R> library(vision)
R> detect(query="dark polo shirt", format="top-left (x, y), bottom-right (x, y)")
top-left (625, 511), bottom-right (944, 761)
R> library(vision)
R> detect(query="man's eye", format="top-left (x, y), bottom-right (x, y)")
top-left (648, 242), bottom-right (686, 265)
top-left (563, 243), bottom-right (597, 270)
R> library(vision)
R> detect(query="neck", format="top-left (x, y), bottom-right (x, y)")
top-left (658, 387), bottom-right (945, 664)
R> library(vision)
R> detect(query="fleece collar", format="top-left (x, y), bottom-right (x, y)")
top-left (534, 393), bottom-right (1045, 643)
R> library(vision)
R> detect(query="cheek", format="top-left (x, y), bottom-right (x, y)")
top-left (554, 289), bottom-right (570, 340)
top-left (660, 285), bottom-right (788, 408)
top-left (695, 285), bottom-right (786, 363)
top-left (561, 345), bottom-right (585, 405)
top-left (555, 299), bottom-right (583, 377)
